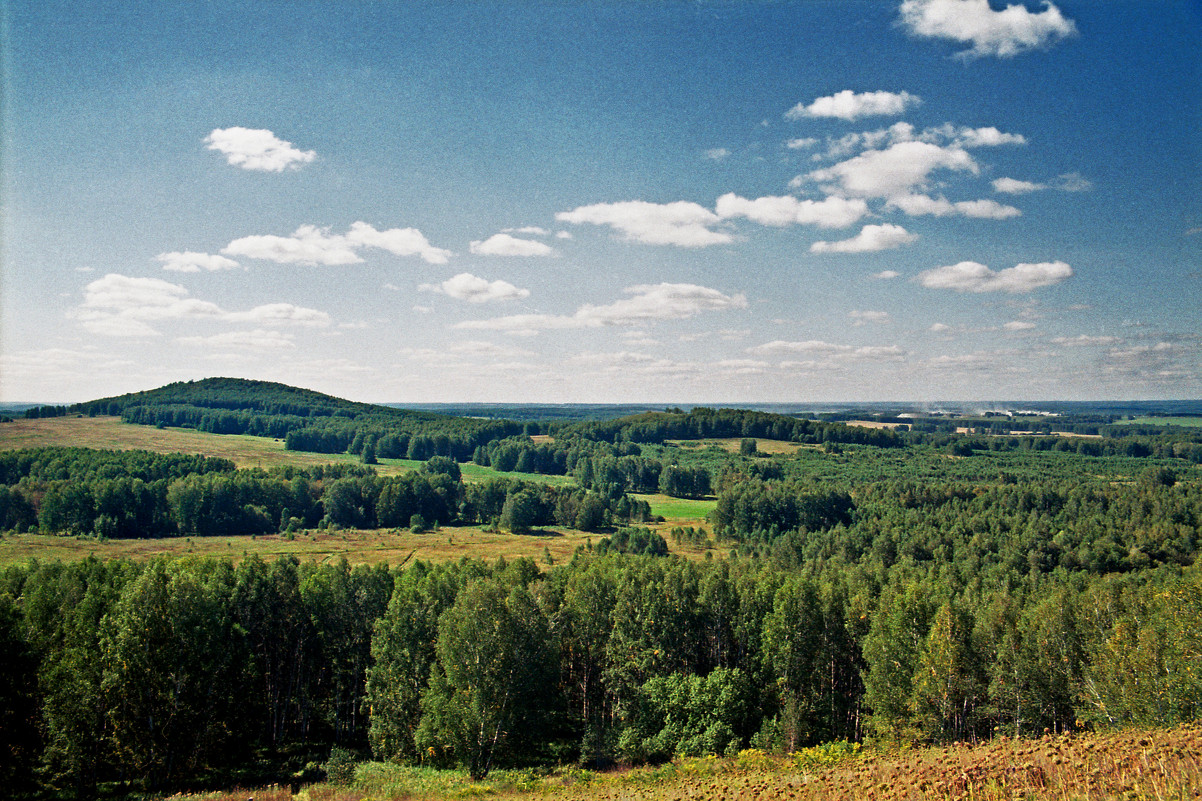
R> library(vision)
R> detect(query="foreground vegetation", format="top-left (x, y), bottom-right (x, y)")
top-left (2, 380), bottom-right (1201, 800)
top-left (165, 726), bottom-right (1202, 801)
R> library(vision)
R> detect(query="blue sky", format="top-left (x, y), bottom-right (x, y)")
top-left (3, 0), bottom-right (1199, 403)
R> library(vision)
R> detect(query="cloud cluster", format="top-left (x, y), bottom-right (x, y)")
top-left (71, 273), bottom-right (330, 337)
top-left (556, 201), bottom-right (732, 248)
top-left (204, 127), bottom-right (316, 172)
top-left (811, 223), bottom-right (917, 253)
top-left (715, 193), bottom-right (869, 229)
top-left (899, 0), bottom-right (1077, 59)
top-left (786, 90), bottom-right (920, 121)
top-left (469, 233), bottom-right (556, 257)
top-left (456, 283), bottom-right (746, 335)
top-left (222, 222), bottom-right (452, 266)
top-left (419, 272), bottom-right (531, 303)
top-left (917, 260), bottom-right (1073, 292)
top-left (156, 251), bottom-right (242, 273)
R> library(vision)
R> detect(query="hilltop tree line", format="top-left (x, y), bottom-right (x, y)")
top-left (2, 552), bottom-right (1201, 797)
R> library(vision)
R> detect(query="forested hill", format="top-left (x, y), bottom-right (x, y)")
top-left (74, 377), bottom-right (436, 422)
top-left (68, 377), bottom-right (530, 459)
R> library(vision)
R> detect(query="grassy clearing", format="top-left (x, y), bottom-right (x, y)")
top-left (637, 493), bottom-right (717, 523)
top-left (1116, 416), bottom-right (1202, 428)
top-left (667, 438), bottom-right (805, 455)
top-left (0, 525), bottom-right (603, 568)
top-left (157, 726), bottom-right (1202, 801)
top-left (0, 417), bottom-right (576, 485)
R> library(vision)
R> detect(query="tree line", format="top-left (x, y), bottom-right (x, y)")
top-left (2, 552), bottom-right (1200, 797)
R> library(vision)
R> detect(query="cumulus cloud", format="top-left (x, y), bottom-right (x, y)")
top-left (875, 270), bottom-right (901, 280)
top-left (786, 90), bottom-right (920, 121)
top-left (419, 272), bottom-right (531, 303)
top-left (704, 148), bottom-right (731, 160)
top-left (222, 222), bottom-right (451, 266)
top-left (456, 283), bottom-right (746, 334)
top-left (811, 223), bottom-right (917, 253)
top-left (812, 121), bottom-right (1024, 162)
top-left (993, 177), bottom-right (1046, 194)
top-left (899, 0), bottom-right (1077, 59)
top-left (804, 140), bottom-right (978, 199)
top-left (505, 226), bottom-right (550, 236)
top-left (71, 273), bottom-right (330, 337)
top-left (917, 260), bottom-right (1073, 292)
top-left (204, 127), bottom-right (316, 172)
top-left (222, 225), bottom-right (362, 266)
top-left (556, 200), bottom-right (732, 248)
top-left (715, 193), bottom-right (869, 229)
top-left (227, 303), bottom-right (332, 327)
top-left (346, 222), bottom-right (453, 264)
top-left (469, 233), bottom-right (556, 257)
top-left (156, 251), bottom-right (242, 273)
top-left (1003, 320), bottom-right (1037, 331)
top-left (887, 194), bottom-right (1022, 219)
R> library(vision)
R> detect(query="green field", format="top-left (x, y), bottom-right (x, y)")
top-left (1116, 416), bottom-right (1202, 428)
top-left (637, 493), bottom-right (717, 522)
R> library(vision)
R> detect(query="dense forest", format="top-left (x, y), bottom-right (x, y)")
top-left (2, 380), bottom-right (1202, 799)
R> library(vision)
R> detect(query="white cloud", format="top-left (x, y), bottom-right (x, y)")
top-left (228, 303), bottom-right (332, 327)
top-left (804, 140), bottom-right (978, 199)
top-left (849, 310), bottom-right (892, 325)
top-left (715, 193), bottom-right (869, 229)
top-left (917, 260), bottom-right (1073, 292)
top-left (204, 127), bottom-right (316, 172)
top-left (899, 0), bottom-right (1077, 59)
top-left (156, 251), bottom-right (242, 273)
top-left (347, 222), bottom-right (453, 264)
top-left (222, 222), bottom-right (452, 266)
top-left (786, 90), bottom-right (920, 121)
top-left (886, 194), bottom-right (1021, 219)
top-left (469, 233), bottom-right (556, 257)
top-left (419, 272), bottom-right (531, 303)
top-left (1055, 172), bottom-right (1092, 192)
top-left (71, 273), bottom-right (330, 336)
top-left (1003, 320), bottom-right (1037, 331)
top-left (223, 225), bottom-right (362, 266)
top-left (993, 177), bottom-right (1046, 194)
top-left (930, 322), bottom-right (952, 332)
top-left (749, 339), bottom-right (906, 362)
top-left (786, 137), bottom-right (818, 150)
top-left (456, 283), bottom-right (746, 334)
top-left (505, 226), bottom-right (550, 236)
top-left (875, 270), bottom-right (901, 279)
top-left (556, 200), bottom-right (732, 248)
top-left (1050, 334), bottom-right (1121, 346)
top-left (554, 231), bottom-right (573, 240)
top-left (811, 223), bottom-right (917, 253)
top-left (175, 329), bottom-right (297, 350)
top-left (704, 148), bottom-right (731, 160)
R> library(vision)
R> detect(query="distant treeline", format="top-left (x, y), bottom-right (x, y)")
top-left (0, 447), bottom-right (650, 538)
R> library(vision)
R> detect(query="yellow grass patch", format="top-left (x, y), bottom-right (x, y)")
top-left (0, 525), bottom-right (606, 568)
top-left (666, 438), bottom-right (805, 455)
top-left (0, 416), bottom-right (411, 475)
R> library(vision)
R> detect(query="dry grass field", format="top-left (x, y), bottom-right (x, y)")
top-left (157, 725), bottom-right (1202, 801)
top-left (666, 437), bottom-right (809, 455)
